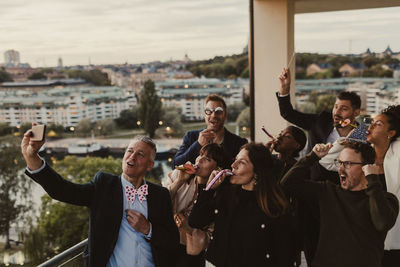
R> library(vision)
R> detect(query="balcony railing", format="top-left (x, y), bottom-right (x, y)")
top-left (38, 239), bottom-right (87, 267)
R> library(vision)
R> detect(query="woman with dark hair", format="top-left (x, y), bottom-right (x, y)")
top-left (163, 143), bottom-right (225, 267)
top-left (189, 142), bottom-right (294, 267)
top-left (366, 105), bottom-right (400, 267)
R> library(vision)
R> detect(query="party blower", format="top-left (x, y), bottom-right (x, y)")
top-left (261, 126), bottom-right (274, 140)
top-left (175, 163), bottom-right (198, 174)
top-left (205, 169), bottom-right (234, 191)
top-left (339, 119), bottom-right (357, 128)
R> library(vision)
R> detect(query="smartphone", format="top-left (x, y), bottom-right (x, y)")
top-left (30, 124), bottom-right (46, 141)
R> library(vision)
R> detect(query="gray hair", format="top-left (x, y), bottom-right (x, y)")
top-left (131, 135), bottom-right (157, 161)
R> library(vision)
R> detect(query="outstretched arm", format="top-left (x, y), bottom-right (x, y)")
top-left (363, 165), bottom-right (399, 232)
top-left (281, 144), bottom-right (332, 201)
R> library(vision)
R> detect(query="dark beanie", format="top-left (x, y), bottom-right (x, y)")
top-left (287, 126), bottom-right (306, 153)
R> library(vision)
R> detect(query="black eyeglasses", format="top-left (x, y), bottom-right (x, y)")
top-left (204, 107), bottom-right (224, 116)
top-left (333, 159), bottom-right (363, 169)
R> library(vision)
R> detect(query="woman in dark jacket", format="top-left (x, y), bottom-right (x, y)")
top-left (189, 142), bottom-right (295, 267)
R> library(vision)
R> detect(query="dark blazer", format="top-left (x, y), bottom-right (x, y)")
top-left (172, 128), bottom-right (248, 169)
top-left (189, 185), bottom-right (294, 267)
top-left (276, 93), bottom-right (338, 183)
top-left (25, 164), bottom-right (179, 267)
top-left (276, 93), bottom-right (334, 150)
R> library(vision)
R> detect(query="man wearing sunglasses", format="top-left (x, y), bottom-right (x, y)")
top-left (172, 94), bottom-right (247, 169)
top-left (281, 141), bottom-right (399, 267)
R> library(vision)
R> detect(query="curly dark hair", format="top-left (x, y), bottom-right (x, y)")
top-left (381, 105), bottom-right (400, 143)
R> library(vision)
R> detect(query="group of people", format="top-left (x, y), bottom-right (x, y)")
top-left (21, 69), bottom-right (400, 267)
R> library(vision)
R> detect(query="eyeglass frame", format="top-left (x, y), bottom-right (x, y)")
top-left (204, 107), bottom-right (224, 116)
top-left (333, 159), bottom-right (364, 169)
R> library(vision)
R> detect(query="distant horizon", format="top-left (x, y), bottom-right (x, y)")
top-left (1, 1), bottom-right (399, 68)
top-left (2, 46), bottom-right (399, 69)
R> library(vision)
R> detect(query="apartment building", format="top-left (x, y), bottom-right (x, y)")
top-left (156, 78), bottom-right (245, 121)
top-left (0, 86), bottom-right (136, 127)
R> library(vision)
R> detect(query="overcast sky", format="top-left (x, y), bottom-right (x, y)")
top-left (1, 0), bottom-right (399, 67)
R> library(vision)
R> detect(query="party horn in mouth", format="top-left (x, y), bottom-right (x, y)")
top-left (205, 169), bottom-right (234, 191)
top-left (339, 119), bottom-right (357, 128)
top-left (175, 163), bottom-right (197, 174)
top-left (261, 126), bottom-right (274, 139)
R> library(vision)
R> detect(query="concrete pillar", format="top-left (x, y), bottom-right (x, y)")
top-left (253, 0), bottom-right (295, 142)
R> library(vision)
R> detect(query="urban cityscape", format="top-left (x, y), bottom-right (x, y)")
top-left (1, 4), bottom-right (400, 265)
top-left (1, 42), bottom-right (400, 265)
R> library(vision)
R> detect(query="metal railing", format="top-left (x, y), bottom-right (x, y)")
top-left (38, 239), bottom-right (88, 267)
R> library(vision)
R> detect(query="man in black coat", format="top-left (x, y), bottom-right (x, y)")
top-left (22, 134), bottom-right (179, 267)
top-left (277, 68), bottom-right (362, 183)
top-left (172, 94), bottom-right (247, 169)
top-left (277, 68), bottom-right (362, 264)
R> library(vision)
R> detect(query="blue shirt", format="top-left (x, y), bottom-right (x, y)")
top-left (107, 175), bottom-right (155, 267)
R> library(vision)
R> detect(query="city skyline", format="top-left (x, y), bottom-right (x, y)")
top-left (1, 0), bottom-right (400, 67)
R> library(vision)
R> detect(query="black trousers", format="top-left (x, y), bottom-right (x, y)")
top-left (382, 250), bottom-right (400, 267)
top-left (176, 244), bottom-right (205, 267)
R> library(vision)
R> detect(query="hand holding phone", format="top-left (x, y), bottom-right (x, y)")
top-left (30, 124), bottom-right (46, 141)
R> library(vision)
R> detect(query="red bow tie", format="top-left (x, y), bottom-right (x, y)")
top-left (125, 184), bottom-right (148, 204)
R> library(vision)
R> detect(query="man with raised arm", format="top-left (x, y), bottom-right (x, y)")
top-left (21, 133), bottom-right (179, 267)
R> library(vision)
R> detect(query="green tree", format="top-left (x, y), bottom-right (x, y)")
top-left (46, 123), bottom-right (65, 138)
top-left (18, 122), bottom-right (33, 136)
top-left (161, 106), bottom-right (184, 136)
top-left (67, 69), bottom-right (111, 86)
top-left (24, 156), bottom-right (122, 264)
top-left (298, 102), bottom-right (317, 113)
top-left (316, 94), bottom-right (336, 113)
top-left (0, 122), bottom-right (12, 137)
top-left (75, 118), bottom-right (93, 137)
top-left (115, 107), bottom-right (139, 129)
top-left (28, 72), bottom-right (47, 80)
top-left (0, 137), bottom-right (32, 249)
top-left (95, 118), bottom-right (116, 136)
top-left (0, 67), bottom-right (13, 83)
top-left (362, 56), bottom-right (380, 68)
top-left (138, 80), bottom-right (162, 138)
top-left (236, 107), bottom-right (250, 128)
top-left (227, 102), bottom-right (246, 122)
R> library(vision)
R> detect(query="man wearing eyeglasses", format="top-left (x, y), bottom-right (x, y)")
top-left (278, 68), bottom-right (364, 264)
top-left (281, 141), bottom-right (399, 267)
top-left (172, 94), bottom-right (247, 169)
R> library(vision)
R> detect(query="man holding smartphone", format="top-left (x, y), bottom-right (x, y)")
top-left (21, 132), bottom-right (179, 267)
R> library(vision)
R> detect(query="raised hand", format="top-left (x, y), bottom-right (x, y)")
top-left (21, 129), bottom-right (46, 170)
top-left (265, 140), bottom-right (274, 153)
top-left (198, 129), bottom-right (216, 146)
top-left (206, 169), bottom-right (227, 190)
top-left (278, 68), bottom-right (291, 95)
top-left (312, 143), bottom-right (333, 158)
top-left (362, 164), bottom-right (383, 176)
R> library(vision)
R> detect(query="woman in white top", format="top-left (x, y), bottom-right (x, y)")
top-left (366, 105), bottom-right (400, 267)
top-left (163, 143), bottom-right (225, 267)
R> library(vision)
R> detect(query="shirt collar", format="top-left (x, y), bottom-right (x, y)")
top-left (121, 174), bottom-right (146, 189)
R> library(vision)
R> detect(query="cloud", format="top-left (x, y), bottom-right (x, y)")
top-left (1, 1), bottom-right (399, 66)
